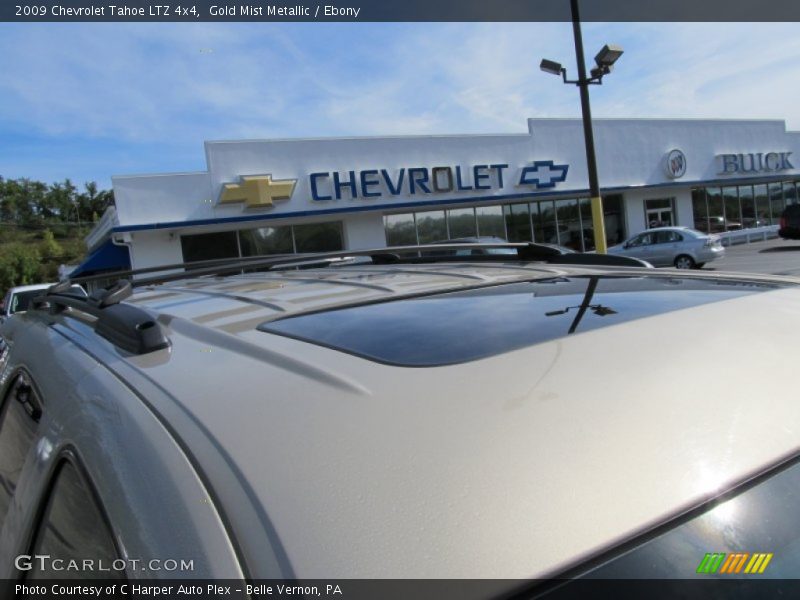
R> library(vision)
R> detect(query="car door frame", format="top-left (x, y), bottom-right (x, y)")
top-left (0, 315), bottom-right (245, 581)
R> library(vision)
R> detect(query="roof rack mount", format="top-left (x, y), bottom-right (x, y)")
top-left (32, 280), bottom-right (170, 355)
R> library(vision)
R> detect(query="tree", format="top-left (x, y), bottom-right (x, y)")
top-left (46, 179), bottom-right (78, 222)
top-left (0, 176), bottom-right (115, 289)
top-left (0, 244), bottom-right (42, 291)
top-left (39, 229), bottom-right (63, 261)
top-left (77, 182), bottom-right (114, 224)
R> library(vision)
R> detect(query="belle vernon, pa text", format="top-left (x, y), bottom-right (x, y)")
top-left (17, 583), bottom-right (344, 597)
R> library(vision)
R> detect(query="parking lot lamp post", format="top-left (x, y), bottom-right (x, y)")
top-left (540, 0), bottom-right (623, 253)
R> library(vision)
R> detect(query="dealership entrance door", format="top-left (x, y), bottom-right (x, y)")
top-left (645, 198), bottom-right (675, 228)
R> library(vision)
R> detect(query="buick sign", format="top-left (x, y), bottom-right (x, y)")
top-left (718, 152), bottom-right (794, 174)
top-left (664, 149), bottom-right (687, 179)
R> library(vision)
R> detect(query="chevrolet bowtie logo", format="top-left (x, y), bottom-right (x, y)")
top-left (219, 175), bottom-right (296, 209)
top-left (518, 160), bottom-right (569, 188)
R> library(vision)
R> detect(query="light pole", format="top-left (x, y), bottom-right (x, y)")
top-left (540, 0), bottom-right (623, 254)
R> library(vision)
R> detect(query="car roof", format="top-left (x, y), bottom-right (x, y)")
top-left (7, 283), bottom-right (55, 294)
top-left (443, 236), bottom-right (508, 243)
top-left (642, 226), bottom-right (691, 232)
top-left (640, 226), bottom-right (705, 235)
top-left (31, 262), bottom-right (800, 578)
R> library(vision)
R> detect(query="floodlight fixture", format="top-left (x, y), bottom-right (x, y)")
top-left (594, 44), bottom-right (624, 68)
top-left (539, 59), bottom-right (563, 76)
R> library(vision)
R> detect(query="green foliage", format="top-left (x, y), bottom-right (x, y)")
top-left (0, 176), bottom-right (114, 293)
top-left (0, 244), bottom-right (42, 291)
top-left (39, 229), bottom-right (63, 261)
top-left (0, 176), bottom-right (114, 229)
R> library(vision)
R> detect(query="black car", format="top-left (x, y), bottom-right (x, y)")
top-left (779, 204), bottom-right (800, 239)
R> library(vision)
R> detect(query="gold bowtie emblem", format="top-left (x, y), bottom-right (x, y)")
top-left (219, 175), bottom-right (296, 208)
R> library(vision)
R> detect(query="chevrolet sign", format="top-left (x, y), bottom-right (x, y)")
top-left (309, 161), bottom-right (569, 201)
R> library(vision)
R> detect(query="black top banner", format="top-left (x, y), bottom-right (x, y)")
top-left (2, 0), bottom-right (800, 22)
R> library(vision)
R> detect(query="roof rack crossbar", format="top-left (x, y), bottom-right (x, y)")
top-left (65, 242), bottom-right (650, 292)
top-left (68, 242), bottom-right (648, 289)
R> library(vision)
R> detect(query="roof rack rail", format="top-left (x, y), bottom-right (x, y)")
top-left (35, 243), bottom-right (647, 353)
top-left (32, 280), bottom-right (169, 355)
top-left (68, 242), bottom-right (649, 289)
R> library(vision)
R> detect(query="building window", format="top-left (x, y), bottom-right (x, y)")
top-left (604, 194), bottom-right (625, 246)
top-left (239, 226), bottom-right (294, 256)
top-left (180, 221), bottom-right (343, 263)
top-left (739, 185), bottom-right (756, 228)
top-left (384, 214), bottom-right (417, 246)
top-left (294, 222), bottom-right (344, 253)
top-left (769, 182), bottom-right (785, 220)
top-left (692, 188), bottom-right (708, 232)
top-left (706, 187), bottom-right (724, 231)
top-left (180, 231), bottom-right (239, 265)
top-left (754, 184), bottom-right (770, 225)
top-left (555, 198), bottom-right (581, 250)
top-left (722, 186), bottom-right (741, 230)
top-left (504, 203), bottom-right (531, 242)
top-left (785, 181), bottom-right (799, 206)
top-left (415, 210), bottom-right (447, 244)
top-left (446, 208), bottom-right (477, 239)
top-left (535, 200), bottom-right (557, 246)
top-left (476, 205), bottom-right (505, 239)
top-left (382, 195), bottom-right (625, 252)
top-left (691, 181), bottom-right (799, 233)
top-left (578, 198), bottom-right (593, 251)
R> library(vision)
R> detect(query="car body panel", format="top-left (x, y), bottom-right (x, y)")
top-left (0, 313), bottom-right (244, 580)
top-left (9, 263), bottom-right (794, 579)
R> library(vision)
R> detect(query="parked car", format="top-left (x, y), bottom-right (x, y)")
top-left (1, 246), bottom-right (798, 592)
top-left (695, 216), bottom-right (742, 233)
top-left (0, 283), bottom-right (86, 324)
top-left (607, 226), bottom-right (725, 269)
top-left (779, 204), bottom-right (800, 239)
top-left (740, 217), bottom-right (771, 229)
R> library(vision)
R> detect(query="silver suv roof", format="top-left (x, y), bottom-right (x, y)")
top-left (20, 261), bottom-right (800, 578)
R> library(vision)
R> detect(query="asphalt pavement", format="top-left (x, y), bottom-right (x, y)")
top-left (701, 237), bottom-right (800, 277)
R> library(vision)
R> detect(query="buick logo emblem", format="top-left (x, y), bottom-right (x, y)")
top-left (664, 149), bottom-right (687, 179)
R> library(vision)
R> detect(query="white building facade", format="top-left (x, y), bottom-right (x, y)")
top-left (76, 118), bottom-right (800, 276)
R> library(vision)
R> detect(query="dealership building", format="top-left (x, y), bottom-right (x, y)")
top-left (73, 118), bottom-right (800, 277)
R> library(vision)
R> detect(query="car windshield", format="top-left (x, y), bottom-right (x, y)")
top-left (260, 275), bottom-right (786, 367)
top-left (558, 454), bottom-right (800, 582)
top-left (10, 290), bottom-right (44, 314)
top-left (8, 285), bottom-right (84, 314)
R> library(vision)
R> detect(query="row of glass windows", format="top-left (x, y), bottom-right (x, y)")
top-left (691, 180), bottom-right (800, 233)
top-left (384, 195), bottom-right (625, 253)
top-left (180, 221), bottom-right (344, 264)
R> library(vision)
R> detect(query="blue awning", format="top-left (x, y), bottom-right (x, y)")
top-left (70, 240), bottom-right (131, 278)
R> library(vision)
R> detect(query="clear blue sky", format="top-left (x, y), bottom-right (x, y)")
top-left (1, 22), bottom-right (799, 189)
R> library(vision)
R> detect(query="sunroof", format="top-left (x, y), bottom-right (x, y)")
top-left (258, 275), bottom-right (784, 367)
